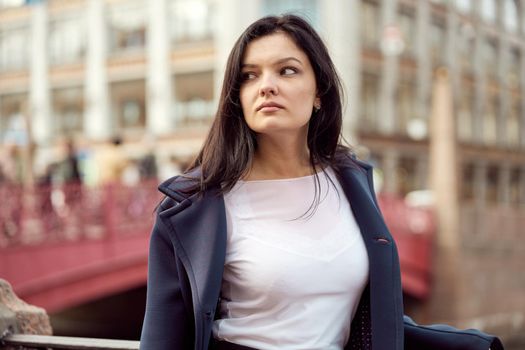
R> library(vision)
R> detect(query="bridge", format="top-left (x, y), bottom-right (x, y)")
top-left (0, 182), bottom-right (435, 314)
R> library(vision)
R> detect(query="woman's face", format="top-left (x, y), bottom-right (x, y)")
top-left (239, 32), bottom-right (319, 138)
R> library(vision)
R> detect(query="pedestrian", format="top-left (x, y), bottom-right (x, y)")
top-left (62, 139), bottom-right (82, 185)
top-left (140, 15), bottom-right (503, 350)
top-left (36, 163), bottom-right (59, 235)
top-left (98, 136), bottom-right (126, 184)
top-left (60, 139), bottom-right (82, 208)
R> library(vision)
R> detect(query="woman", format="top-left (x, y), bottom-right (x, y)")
top-left (140, 15), bottom-right (503, 350)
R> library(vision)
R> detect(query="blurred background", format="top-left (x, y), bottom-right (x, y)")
top-left (0, 0), bottom-right (523, 348)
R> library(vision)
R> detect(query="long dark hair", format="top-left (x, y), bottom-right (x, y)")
top-left (187, 14), bottom-right (352, 195)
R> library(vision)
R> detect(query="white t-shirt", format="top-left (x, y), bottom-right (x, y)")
top-left (212, 167), bottom-right (369, 350)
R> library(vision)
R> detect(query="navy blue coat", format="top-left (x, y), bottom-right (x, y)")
top-left (140, 157), bottom-right (504, 350)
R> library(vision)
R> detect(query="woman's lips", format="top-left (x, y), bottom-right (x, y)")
top-left (259, 106), bottom-right (282, 112)
top-left (256, 102), bottom-right (284, 112)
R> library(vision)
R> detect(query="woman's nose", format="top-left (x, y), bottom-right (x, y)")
top-left (259, 74), bottom-right (278, 96)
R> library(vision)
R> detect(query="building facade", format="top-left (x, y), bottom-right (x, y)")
top-left (0, 0), bottom-right (524, 347)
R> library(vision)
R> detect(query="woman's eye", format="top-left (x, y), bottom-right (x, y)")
top-left (281, 67), bottom-right (297, 75)
top-left (242, 72), bottom-right (257, 81)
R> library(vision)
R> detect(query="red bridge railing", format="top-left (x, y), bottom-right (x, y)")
top-left (0, 182), bottom-right (435, 301)
top-left (0, 181), bottom-right (161, 249)
top-left (0, 181), bottom-right (163, 313)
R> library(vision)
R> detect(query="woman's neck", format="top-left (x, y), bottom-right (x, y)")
top-left (245, 135), bottom-right (315, 180)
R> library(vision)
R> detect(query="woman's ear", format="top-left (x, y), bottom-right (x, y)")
top-left (313, 97), bottom-right (321, 111)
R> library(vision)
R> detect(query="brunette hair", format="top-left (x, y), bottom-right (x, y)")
top-left (187, 14), bottom-right (352, 194)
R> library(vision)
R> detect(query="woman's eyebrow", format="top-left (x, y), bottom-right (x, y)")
top-left (275, 57), bottom-right (303, 66)
top-left (241, 56), bottom-right (303, 69)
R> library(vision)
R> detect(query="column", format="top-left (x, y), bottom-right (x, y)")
top-left (146, 0), bottom-right (173, 133)
top-left (382, 149), bottom-right (399, 194)
top-left (321, 0), bottom-right (360, 143)
top-left (415, 1), bottom-right (431, 124)
top-left (427, 66), bottom-right (463, 324)
top-left (29, 2), bottom-right (52, 145)
top-left (497, 38), bottom-right (510, 147)
top-left (214, 0), bottom-right (261, 104)
top-left (84, 0), bottom-right (111, 140)
top-left (429, 68), bottom-right (460, 248)
top-left (378, 0), bottom-right (399, 134)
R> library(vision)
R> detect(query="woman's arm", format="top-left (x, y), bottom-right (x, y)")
top-left (140, 207), bottom-right (194, 350)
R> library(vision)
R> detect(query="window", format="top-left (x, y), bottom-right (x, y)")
top-left (457, 87), bottom-right (474, 141)
top-left (482, 39), bottom-right (498, 79)
top-left (455, 0), bottom-right (472, 14)
top-left (461, 163), bottom-right (475, 200)
top-left (52, 87), bottom-right (84, 135)
top-left (486, 165), bottom-right (499, 204)
top-left (360, 72), bottom-right (379, 132)
top-left (0, 26), bottom-right (30, 71)
top-left (122, 100), bottom-right (142, 127)
top-left (361, 1), bottom-right (380, 48)
top-left (0, 0), bottom-right (24, 8)
top-left (174, 71), bottom-right (214, 126)
top-left (170, 0), bottom-right (214, 44)
top-left (507, 100), bottom-right (520, 147)
top-left (110, 80), bottom-right (146, 130)
top-left (507, 47), bottom-right (520, 89)
top-left (503, 0), bottom-right (519, 33)
top-left (0, 93), bottom-right (28, 146)
top-left (397, 79), bottom-right (416, 135)
top-left (480, 0), bottom-right (497, 23)
top-left (109, 1), bottom-right (147, 53)
top-left (483, 97), bottom-right (498, 145)
top-left (49, 17), bottom-right (85, 65)
top-left (262, 0), bottom-right (319, 28)
top-left (520, 171), bottom-right (525, 206)
top-left (457, 22), bottom-right (475, 73)
top-left (509, 168), bottom-right (521, 205)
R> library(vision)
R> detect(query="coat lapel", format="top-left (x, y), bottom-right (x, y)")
top-left (159, 187), bottom-right (226, 350)
top-left (338, 164), bottom-right (404, 350)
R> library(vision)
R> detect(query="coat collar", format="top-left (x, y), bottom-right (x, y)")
top-left (337, 160), bottom-right (389, 240)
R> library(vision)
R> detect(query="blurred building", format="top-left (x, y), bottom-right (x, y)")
top-left (0, 0), bottom-right (524, 347)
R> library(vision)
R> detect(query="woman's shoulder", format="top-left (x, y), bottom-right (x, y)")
top-left (158, 167), bottom-right (202, 203)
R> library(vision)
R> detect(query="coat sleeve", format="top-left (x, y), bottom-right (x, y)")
top-left (403, 316), bottom-right (504, 350)
top-left (140, 201), bottom-right (194, 350)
